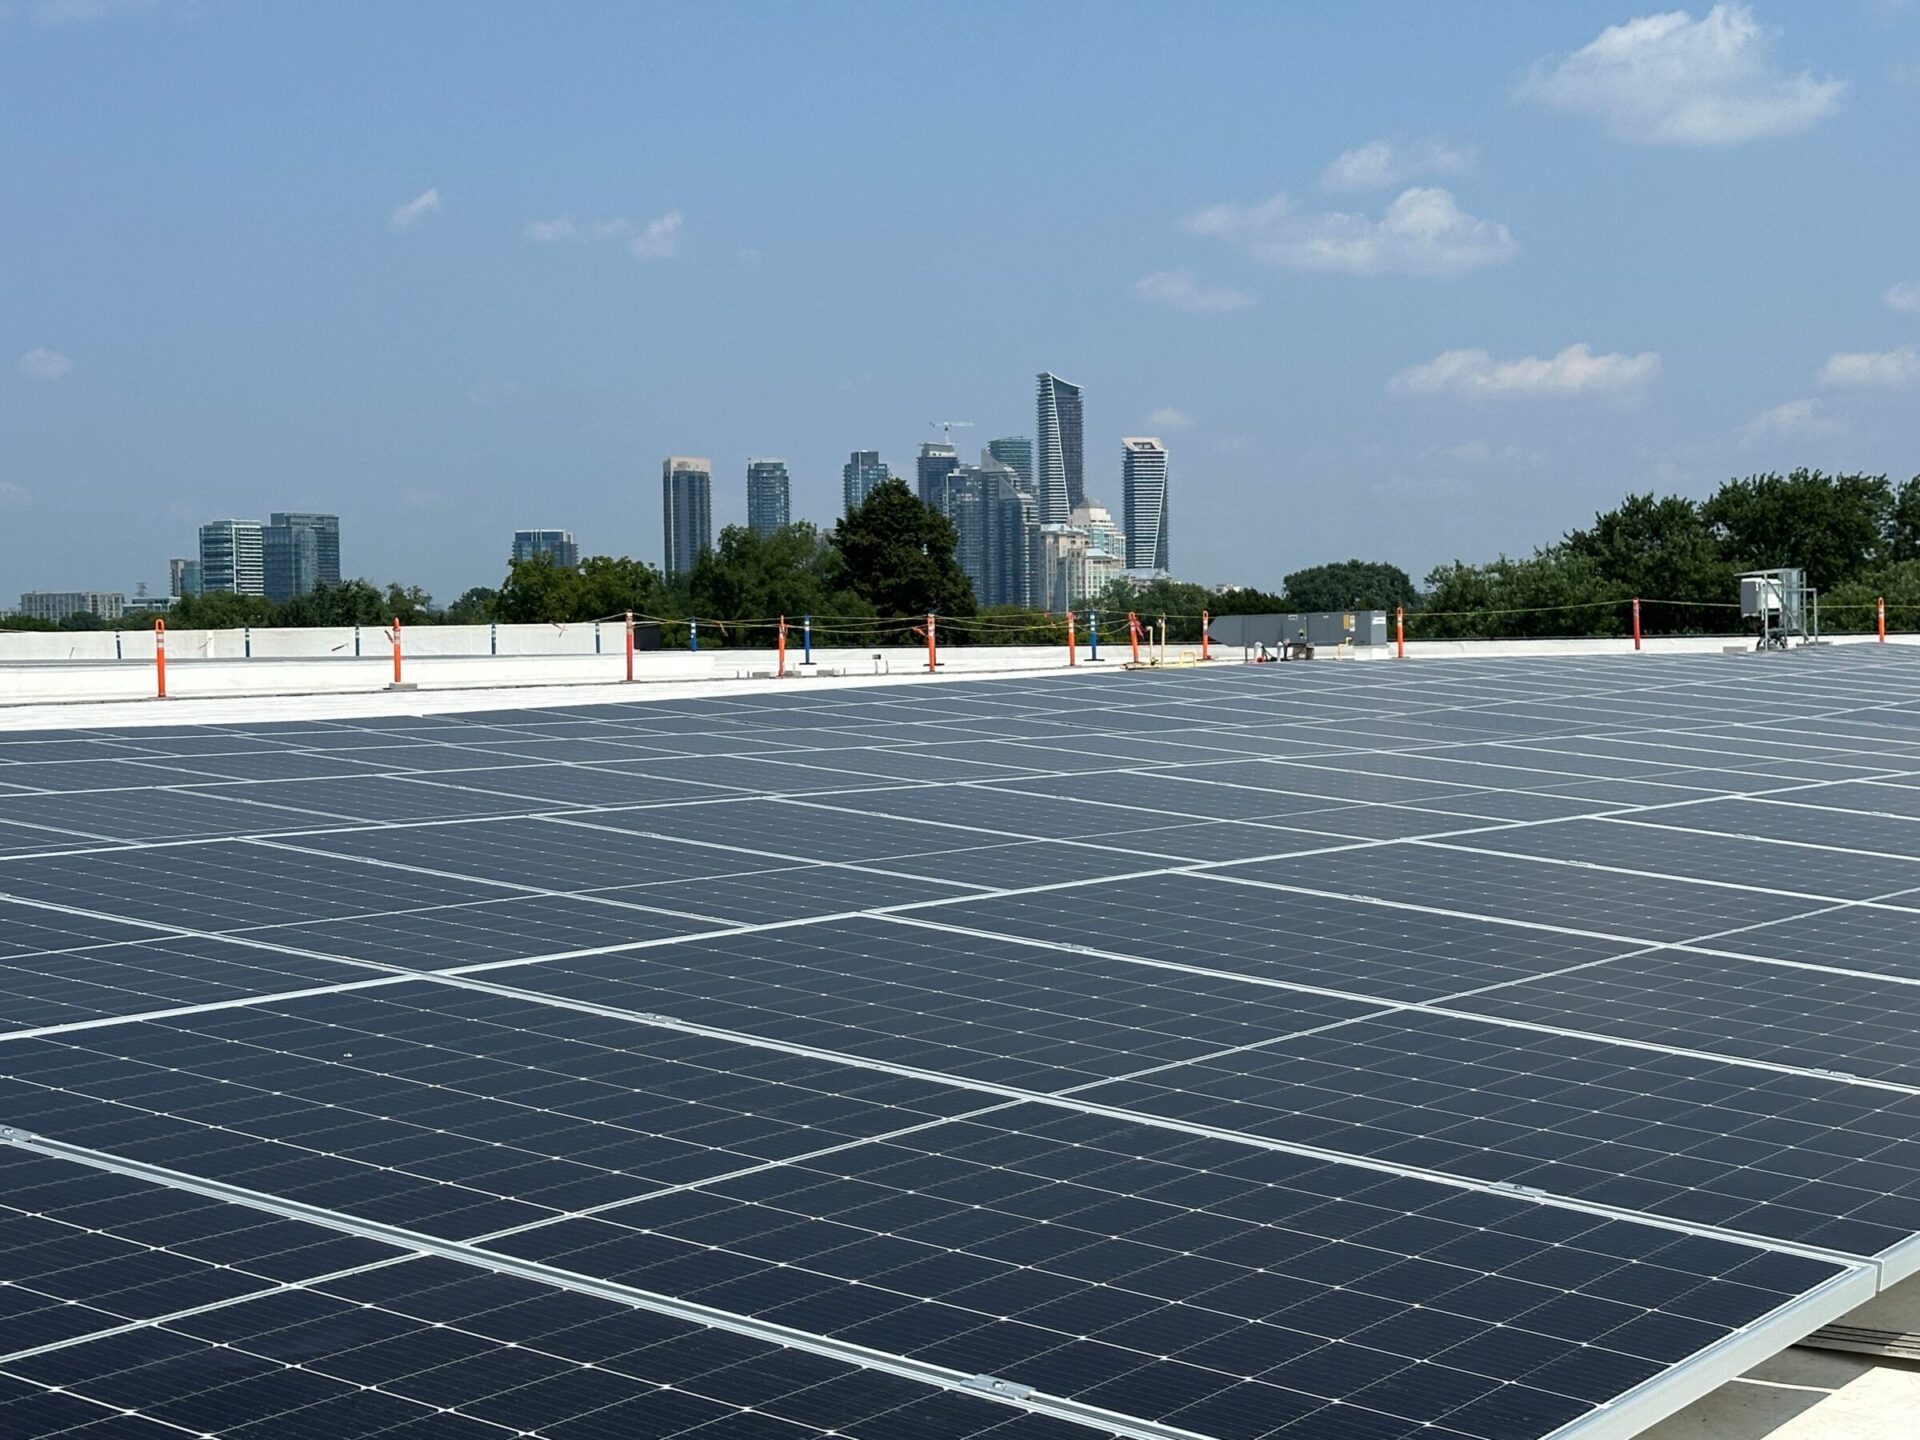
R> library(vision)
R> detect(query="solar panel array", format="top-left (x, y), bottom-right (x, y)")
top-left (4, 649), bottom-right (1920, 1440)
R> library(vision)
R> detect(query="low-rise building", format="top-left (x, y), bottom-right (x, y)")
top-left (17, 591), bottom-right (125, 623)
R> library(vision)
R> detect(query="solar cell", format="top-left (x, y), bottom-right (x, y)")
top-left (0, 1147), bottom-right (398, 1353)
top-left (1436, 820), bottom-right (1920, 899)
top-left (0, 1255), bottom-right (1089, 1440)
top-left (921, 877), bottom-right (1633, 1002)
top-left (490, 918), bottom-right (1382, 1090)
top-left (1071, 1010), bottom-right (1920, 1259)
top-left (482, 1104), bottom-right (1856, 1440)
top-left (1452, 947), bottom-right (1920, 1087)
top-left (7, 651), bottom-right (1920, 1440)
top-left (0, 986), bottom-right (989, 1241)
top-left (0, 934), bottom-right (372, 1032)
top-left (1219, 846), bottom-right (1828, 944)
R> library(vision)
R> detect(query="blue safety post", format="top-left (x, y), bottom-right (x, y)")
top-left (490, 622), bottom-right (497, 656)
top-left (689, 616), bottom-right (699, 653)
top-left (114, 631), bottom-right (123, 660)
top-left (594, 621), bottom-right (601, 655)
top-left (244, 626), bottom-right (252, 658)
top-left (354, 625), bottom-right (361, 656)
top-left (1088, 612), bottom-right (1099, 662)
top-left (803, 615), bottom-right (812, 664)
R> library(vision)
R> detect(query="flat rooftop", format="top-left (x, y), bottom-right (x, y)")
top-left (1, 649), bottom-right (1917, 1440)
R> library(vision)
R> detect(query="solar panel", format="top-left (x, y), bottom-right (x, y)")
top-left (5, 649), bottom-right (1920, 1440)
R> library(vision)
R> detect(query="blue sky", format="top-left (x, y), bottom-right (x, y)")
top-left (4, 1), bottom-right (1918, 602)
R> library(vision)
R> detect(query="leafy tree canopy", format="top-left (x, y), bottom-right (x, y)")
top-left (1282, 560), bottom-right (1417, 613)
top-left (827, 479), bottom-right (976, 619)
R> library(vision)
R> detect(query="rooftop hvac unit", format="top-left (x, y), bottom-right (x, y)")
top-left (1737, 568), bottom-right (1817, 650)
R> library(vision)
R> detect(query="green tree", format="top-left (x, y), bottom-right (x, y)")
top-left (1702, 469), bottom-right (1895, 590)
top-left (574, 556), bottom-right (670, 622)
top-left (491, 554), bottom-right (585, 623)
top-left (1825, 560), bottom-right (1920, 633)
top-left (1891, 476), bottom-right (1920, 563)
top-left (685, 524), bottom-right (856, 645)
top-left (828, 479), bottom-right (976, 621)
top-left (1419, 551), bottom-right (1619, 638)
top-left (443, 586), bottom-right (498, 624)
top-left (164, 590), bottom-right (278, 628)
top-left (278, 580), bottom-right (392, 627)
top-left (1562, 492), bottom-right (1731, 631)
top-left (1086, 577), bottom-right (1288, 643)
top-left (1282, 560), bottom-right (1417, 612)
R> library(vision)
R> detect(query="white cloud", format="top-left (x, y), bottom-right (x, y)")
top-left (1888, 280), bottom-right (1920, 314)
top-left (16, 0), bottom-right (161, 23)
top-left (1739, 397), bottom-right (1846, 444)
top-left (1185, 187), bottom-right (1515, 276)
top-left (1148, 407), bottom-right (1195, 432)
top-left (1371, 474), bottom-right (1476, 503)
top-left (1518, 4), bottom-right (1844, 145)
top-left (0, 480), bottom-right (30, 506)
top-left (1321, 137), bottom-right (1475, 191)
top-left (17, 348), bottom-right (73, 381)
top-left (1419, 439), bottom-right (1546, 466)
top-left (1394, 343), bottom-right (1662, 397)
top-left (524, 215), bottom-right (577, 243)
top-left (1134, 270), bottom-right (1256, 313)
top-left (624, 210), bottom-right (683, 261)
top-left (523, 209), bottom-right (683, 260)
top-left (1819, 346), bottom-right (1920, 389)
top-left (389, 187), bottom-right (440, 231)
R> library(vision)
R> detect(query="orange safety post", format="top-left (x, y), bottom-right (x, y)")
top-left (1631, 597), bottom-right (1642, 652)
top-left (1396, 606), bottom-right (1405, 660)
top-left (1201, 609), bottom-right (1211, 661)
top-left (624, 610), bottom-right (635, 682)
top-left (1879, 596), bottom-right (1887, 644)
top-left (391, 616), bottom-right (403, 685)
top-left (777, 615), bottom-right (788, 678)
top-left (925, 613), bottom-right (937, 673)
top-left (1066, 610), bottom-right (1076, 667)
top-left (1128, 611), bottom-right (1141, 665)
top-left (154, 618), bottom-right (168, 699)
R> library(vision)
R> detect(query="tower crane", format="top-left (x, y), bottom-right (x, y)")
top-left (929, 420), bottom-right (974, 447)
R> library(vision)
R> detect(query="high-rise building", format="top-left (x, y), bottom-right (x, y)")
top-left (512, 530), bottom-right (580, 567)
top-left (1031, 524), bottom-right (1092, 612)
top-left (17, 591), bottom-right (125, 623)
top-left (168, 558), bottom-right (202, 598)
top-left (987, 437), bottom-right (1034, 492)
top-left (1035, 372), bottom-right (1084, 524)
top-left (943, 457), bottom-right (1041, 610)
top-left (982, 464), bottom-right (1038, 609)
top-left (1122, 437), bottom-right (1170, 573)
top-left (198, 520), bottom-right (266, 596)
top-left (941, 464), bottom-right (991, 599)
top-left (1072, 500), bottom-right (1126, 564)
top-left (746, 459), bottom-right (791, 538)
top-left (269, 513), bottom-right (341, 589)
top-left (842, 450), bottom-right (889, 515)
top-left (915, 442), bottom-right (960, 512)
top-left (263, 522), bottom-right (320, 603)
top-left (662, 457), bottom-right (713, 576)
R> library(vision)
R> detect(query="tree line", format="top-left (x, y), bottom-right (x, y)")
top-left (9, 469), bottom-right (1915, 641)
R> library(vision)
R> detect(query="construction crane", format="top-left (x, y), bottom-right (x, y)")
top-left (929, 420), bottom-right (974, 447)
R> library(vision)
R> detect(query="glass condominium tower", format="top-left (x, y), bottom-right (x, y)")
top-left (1122, 437), bottom-right (1169, 572)
top-left (1035, 372), bottom-right (1083, 525)
top-left (746, 459), bottom-right (790, 538)
top-left (842, 450), bottom-right (889, 516)
top-left (662, 457), bottom-right (713, 576)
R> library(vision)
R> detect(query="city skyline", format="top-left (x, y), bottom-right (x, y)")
top-left (6, 6), bottom-right (1918, 602)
